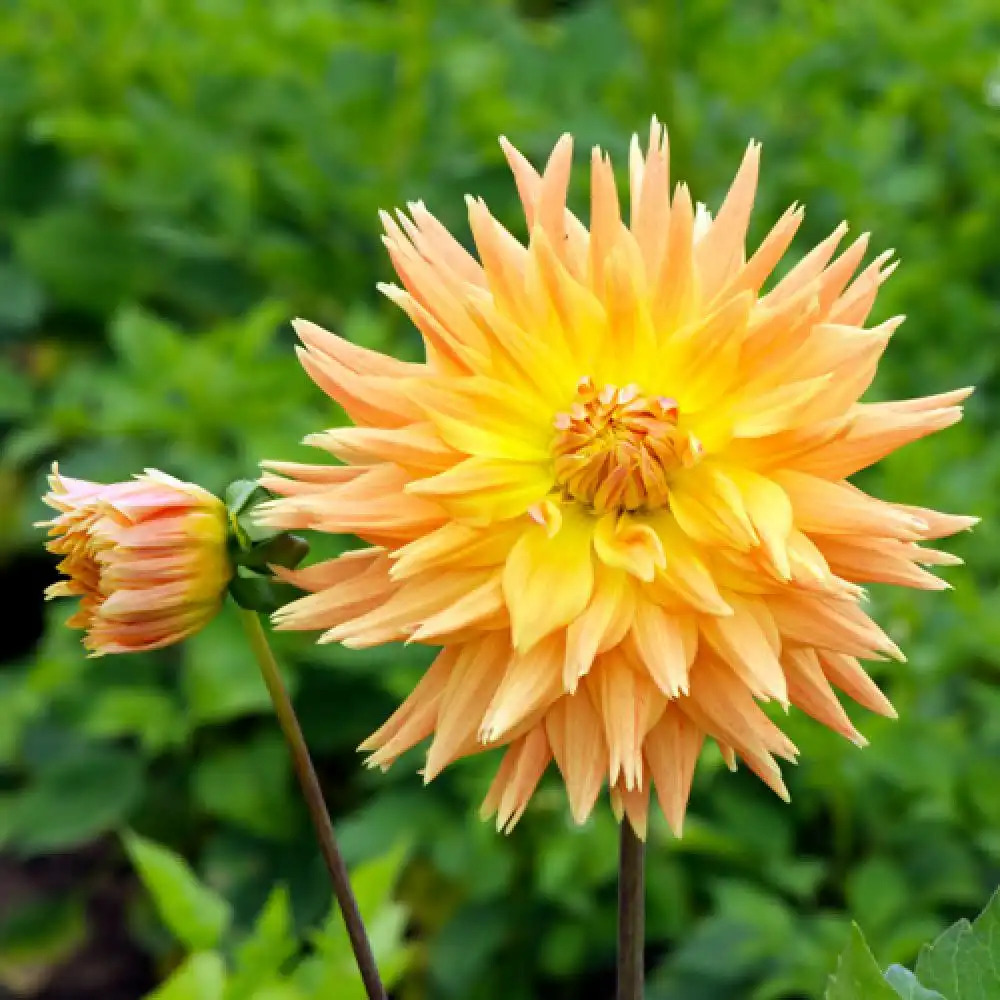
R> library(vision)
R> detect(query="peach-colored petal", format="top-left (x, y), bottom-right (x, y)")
top-left (645, 706), bottom-right (704, 837)
top-left (629, 601), bottom-right (697, 698)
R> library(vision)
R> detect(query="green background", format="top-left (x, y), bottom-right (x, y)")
top-left (1, 0), bottom-right (998, 997)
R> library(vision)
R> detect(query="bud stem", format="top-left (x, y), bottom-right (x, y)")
top-left (617, 821), bottom-right (646, 1000)
top-left (236, 606), bottom-right (387, 1000)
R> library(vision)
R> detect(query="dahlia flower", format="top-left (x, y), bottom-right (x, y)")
top-left (40, 465), bottom-right (232, 655)
top-left (260, 124), bottom-right (972, 837)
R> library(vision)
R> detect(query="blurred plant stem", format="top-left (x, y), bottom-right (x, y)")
top-left (237, 606), bottom-right (387, 1000)
top-left (617, 822), bottom-right (645, 1000)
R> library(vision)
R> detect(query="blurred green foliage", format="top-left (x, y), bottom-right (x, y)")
top-left (0, 0), bottom-right (998, 998)
top-left (124, 831), bottom-right (411, 1000)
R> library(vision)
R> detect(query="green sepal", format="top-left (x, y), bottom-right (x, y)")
top-left (236, 507), bottom-right (282, 546)
top-left (237, 533), bottom-right (309, 571)
top-left (225, 479), bottom-right (263, 517)
top-left (225, 479), bottom-right (277, 548)
top-left (228, 572), bottom-right (302, 614)
top-left (223, 477), bottom-right (310, 574)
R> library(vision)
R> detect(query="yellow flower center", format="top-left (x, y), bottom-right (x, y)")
top-left (552, 377), bottom-right (702, 513)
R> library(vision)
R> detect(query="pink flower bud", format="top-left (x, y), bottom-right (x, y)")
top-left (39, 465), bottom-right (232, 655)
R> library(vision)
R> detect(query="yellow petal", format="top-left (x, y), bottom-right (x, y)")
top-left (406, 457), bottom-right (552, 525)
top-left (503, 505), bottom-right (595, 652)
top-left (594, 513), bottom-right (666, 582)
top-left (563, 566), bottom-right (633, 691)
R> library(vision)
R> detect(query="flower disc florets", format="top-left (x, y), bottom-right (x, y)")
top-left (552, 376), bottom-right (701, 513)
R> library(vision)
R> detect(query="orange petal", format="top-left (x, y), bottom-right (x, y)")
top-left (629, 601), bottom-right (697, 697)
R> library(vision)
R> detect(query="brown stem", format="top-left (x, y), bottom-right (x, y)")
top-left (617, 821), bottom-right (646, 1000)
top-left (237, 607), bottom-right (387, 1000)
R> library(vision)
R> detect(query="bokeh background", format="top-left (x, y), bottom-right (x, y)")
top-left (1, 0), bottom-right (998, 997)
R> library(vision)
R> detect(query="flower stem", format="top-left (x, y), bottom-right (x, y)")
top-left (617, 821), bottom-right (646, 1000)
top-left (236, 606), bottom-right (387, 1000)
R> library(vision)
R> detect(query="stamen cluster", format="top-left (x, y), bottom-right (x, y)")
top-left (552, 376), bottom-right (701, 513)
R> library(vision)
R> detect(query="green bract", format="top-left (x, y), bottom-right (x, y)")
top-left (224, 479), bottom-right (308, 612)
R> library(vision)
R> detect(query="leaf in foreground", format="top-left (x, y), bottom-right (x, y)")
top-left (885, 964), bottom-right (947, 999)
top-left (124, 831), bottom-right (233, 953)
top-left (913, 888), bottom-right (1000, 999)
top-left (826, 924), bottom-right (898, 1000)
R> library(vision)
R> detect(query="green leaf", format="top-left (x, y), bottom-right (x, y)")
top-left (15, 207), bottom-right (141, 313)
top-left (108, 307), bottom-right (184, 374)
top-left (0, 364), bottom-right (34, 418)
top-left (826, 924), bottom-right (899, 1000)
top-left (348, 844), bottom-right (410, 928)
top-left (847, 859), bottom-right (911, 937)
top-left (301, 843), bottom-right (412, 998)
top-left (0, 425), bottom-right (58, 467)
top-left (145, 952), bottom-right (227, 1000)
top-left (242, 988), bottom-right (300, 1000)
top-left (83, 687), bottom-right (188, 753)
top-left (0, 673), bottom-right (41, 767)
top-left (914, 888), bottom-right (1000, 999)
top-left (124, 831), bottom-right (233, 952)
top-left (9, 746), bottom-right (143, 854)
top-left (182, 616), bottom-right (272, 724)
top-left (224, 887), bottom-right (296, 1000)
top-left (885, 965), bottom-right (947, 999)
top-left (193, 733), bottom-right (296, 840)
top-left (0, 261), bottom-right (45, 331)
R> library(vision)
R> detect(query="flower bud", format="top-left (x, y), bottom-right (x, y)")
top-left (39, 464), bottom-right (232, 655)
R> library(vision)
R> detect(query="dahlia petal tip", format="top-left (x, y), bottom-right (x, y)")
top-left (879, 256), bottom-right (900, 278)
top-left (628, 817), bottom-right (649, 843)
top-left (883, 639), bottom-right (907, 663)
top-left (849, 730), bottom-right (869, 749)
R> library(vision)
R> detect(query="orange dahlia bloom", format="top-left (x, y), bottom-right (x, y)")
top-left (261, 124), bottom-right (973, 838)
top-left (40, 465), bottom-right (232, 655)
